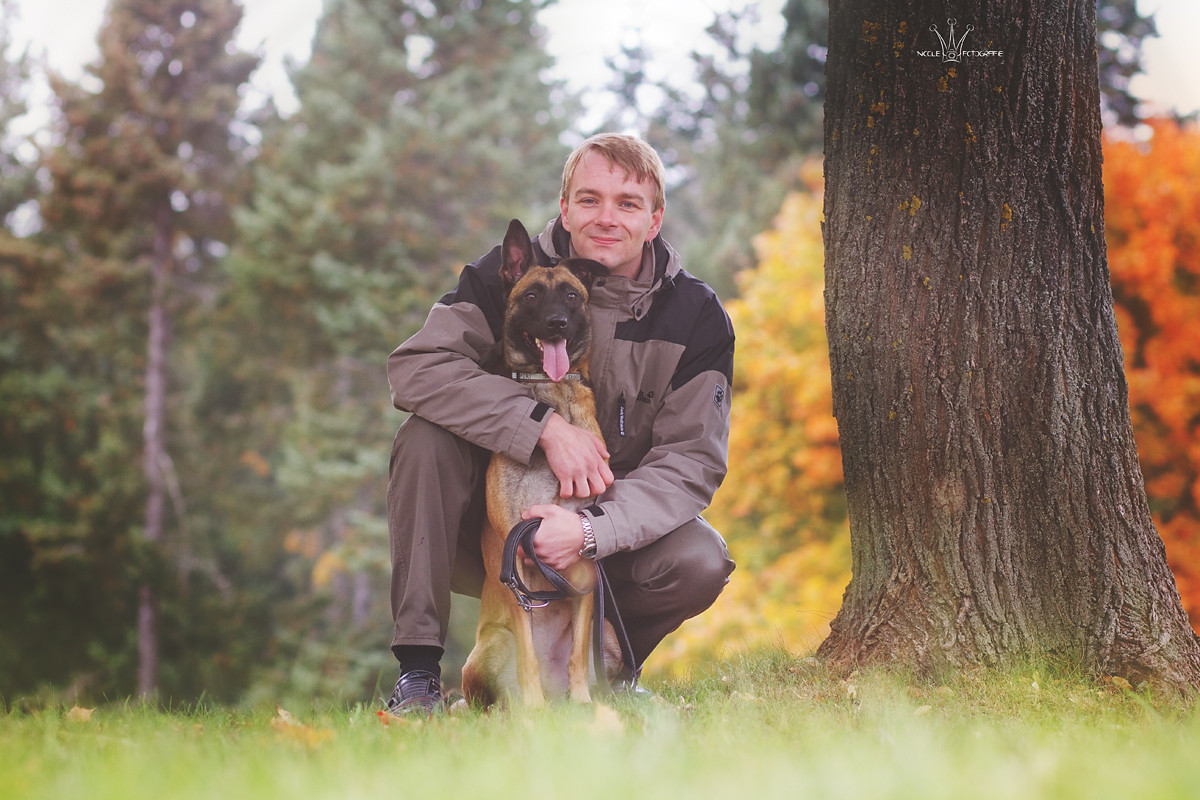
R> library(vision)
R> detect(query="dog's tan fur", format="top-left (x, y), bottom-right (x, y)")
top-left (461, 221), bottom-right (620, 708)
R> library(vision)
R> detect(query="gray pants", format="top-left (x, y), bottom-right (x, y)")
top-left (388, 415), bottom-right (735, 666)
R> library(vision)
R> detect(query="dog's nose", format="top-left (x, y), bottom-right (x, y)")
top-left (546, 314), bottom-right (568, 331)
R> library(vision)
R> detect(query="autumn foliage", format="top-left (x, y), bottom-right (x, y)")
top-left (665, 124), bottom-right (1200, 672)
top-left (1104, 119), bottom-right (1200, 631)
top-left (664, 166), bottom-right (851, 670)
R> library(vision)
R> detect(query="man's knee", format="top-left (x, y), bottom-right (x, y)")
top-left (614, 517), bottom-right (734, 612)
top-left (674, 520), bottom-right (735, 607)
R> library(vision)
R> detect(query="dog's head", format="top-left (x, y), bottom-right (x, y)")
top-left (499, 219), bottom-right (607, 382)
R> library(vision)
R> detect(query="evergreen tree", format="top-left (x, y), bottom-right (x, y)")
top-left (0, 0), bottom-right (35, 224)
top-left (1097, 0), bottom-right (1158, 126)
top-left (227, 0), bottom-right (572, 702)
top-left (0, 0), bottom-right (258, 701)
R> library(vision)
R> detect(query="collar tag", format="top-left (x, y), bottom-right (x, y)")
top-left (511, 371), bottom-right (583, 383)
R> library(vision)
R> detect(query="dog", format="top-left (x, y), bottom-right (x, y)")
top-left (461, 219), bottom-right (622, 708)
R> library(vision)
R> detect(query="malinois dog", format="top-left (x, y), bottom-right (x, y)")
top-left (461, 219), bottom-right (621, 708)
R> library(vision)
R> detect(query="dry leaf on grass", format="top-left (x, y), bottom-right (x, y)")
top-left (587, 703), bottom-right (624, 734)
top-left (66, 705), bottom-right (94, 723)
top-left (270, 707), bottom-right (333, 747)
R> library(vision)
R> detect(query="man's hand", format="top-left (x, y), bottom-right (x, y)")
top-left (521, 505), bottom-right (587, 572)
top-left (537, 412), bottom-right (614, 499)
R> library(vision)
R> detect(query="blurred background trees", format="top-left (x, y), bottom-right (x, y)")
top-left (1, 0), bottom-right (1194, 704)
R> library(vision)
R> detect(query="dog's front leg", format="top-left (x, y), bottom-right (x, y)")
top-left (567, 591), bottom-right (594, 703)
top-left (513, 604), bottom-right (547, 707)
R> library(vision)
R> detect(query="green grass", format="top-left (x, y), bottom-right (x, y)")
top-left (3, 650), bottom-right (1199, 800)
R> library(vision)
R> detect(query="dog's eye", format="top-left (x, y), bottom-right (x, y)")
top-left (565, 291), bottom-right (579, 301)
top-left (524, 291), bottom-right (538, 302)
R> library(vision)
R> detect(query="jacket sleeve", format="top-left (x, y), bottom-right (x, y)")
top-left (387, 250), bottom-right (550, 464)
top-left (583, 295), bottom-right (735, 556)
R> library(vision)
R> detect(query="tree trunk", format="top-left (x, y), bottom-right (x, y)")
top-left (138, 208), bottom-right (171, 699)
top-left (818, 0), bottom-right (1200, 691)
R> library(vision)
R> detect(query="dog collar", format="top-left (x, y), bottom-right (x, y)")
top-left (511, 371), bottom-right (583, 383)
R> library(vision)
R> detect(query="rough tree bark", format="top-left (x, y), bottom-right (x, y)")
top-left (818, 0), bottom-right (1200, 691)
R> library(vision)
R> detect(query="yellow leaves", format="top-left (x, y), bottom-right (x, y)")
top-left (284, 529), bottom-right (321, 558)
top-left (238, 449), bottom-right (271, 477)
top-left (312, 550), bottom-right (346, 589)
top-left (270, 707), bottom-right (332, 748)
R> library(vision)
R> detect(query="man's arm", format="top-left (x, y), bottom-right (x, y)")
top-left (389, 252), bottom-right (552, 464)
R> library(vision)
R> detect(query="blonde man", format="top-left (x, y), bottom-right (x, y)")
top-left (385, 134), bottom-right (735, 713)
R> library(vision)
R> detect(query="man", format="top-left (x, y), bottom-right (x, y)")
top-left (385, 133), bottom-right (735, 713)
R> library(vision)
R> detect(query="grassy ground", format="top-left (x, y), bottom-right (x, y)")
top-left (3, 650), bottom-right (1199, 800)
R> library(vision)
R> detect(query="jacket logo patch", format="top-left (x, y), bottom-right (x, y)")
top-left (713, 384), bottom-right (725, 412)
top-left (636, 390), bottom-right (655, 405)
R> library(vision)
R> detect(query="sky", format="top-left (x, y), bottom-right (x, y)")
top-left (4, 0), bottom-right (787, 122)
top-left (3, 0), bottom-right (1199, 122)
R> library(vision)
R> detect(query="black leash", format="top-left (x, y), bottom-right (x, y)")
top-left (500, 517), bottom-right (582, 610)
top-left (499, 517), bottom-right (641, 691)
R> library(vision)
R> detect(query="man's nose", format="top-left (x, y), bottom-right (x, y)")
top-left (595, 201), bottom-right (617, 226)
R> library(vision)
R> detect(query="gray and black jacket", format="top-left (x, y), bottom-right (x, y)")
top-left (387, 217), bottom-right (735, 557)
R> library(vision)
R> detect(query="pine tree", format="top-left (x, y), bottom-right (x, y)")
top-left (5, 0), bottom-right (257, 699)
top-left (0, 0), bottom-right (35, 224)
top-left (226, 0), bottom-right (572, 700)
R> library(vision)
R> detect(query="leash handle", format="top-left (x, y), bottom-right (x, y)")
top-left (500, 518), bottom-right (587, 610)
top-left (500, 517), bottom-right (641, 691)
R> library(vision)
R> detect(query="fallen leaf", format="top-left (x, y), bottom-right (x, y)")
top-left (1111, 676), bottom-right (1133, 691)
top-left (66, 705), bottom-right (94, 723)
top-left (914, 705), bottom-right (933, 717)
top-left (270, 707), bottom-right (332, 748)
top-left (587, 703), bottom-right (624, 734)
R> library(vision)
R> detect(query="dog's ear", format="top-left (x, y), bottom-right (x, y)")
top-left (500, 219), bottom-right (535, 290)
top-left (565, 258), bottom-right (609, 292)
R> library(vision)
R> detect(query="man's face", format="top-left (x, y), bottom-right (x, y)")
top-left (560, 150), bottom-right (664, 280)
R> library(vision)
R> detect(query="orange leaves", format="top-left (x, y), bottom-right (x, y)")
top-left (1104, 119), bottom-right (1200, 632)
top-left (270, 707), bottom-right (332, 748)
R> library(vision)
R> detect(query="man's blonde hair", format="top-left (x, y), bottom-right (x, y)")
top-left (560, 133), bottom-right (666, 213)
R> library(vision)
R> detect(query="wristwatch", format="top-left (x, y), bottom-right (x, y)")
top-left (577, 512), bottom-right (597, 560)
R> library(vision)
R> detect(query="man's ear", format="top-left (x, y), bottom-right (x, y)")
top-left (500, 219), bottom-right (535, 290)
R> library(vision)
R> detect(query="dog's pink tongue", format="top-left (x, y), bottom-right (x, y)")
top-left (543, 339), bottom-right (570, 382)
